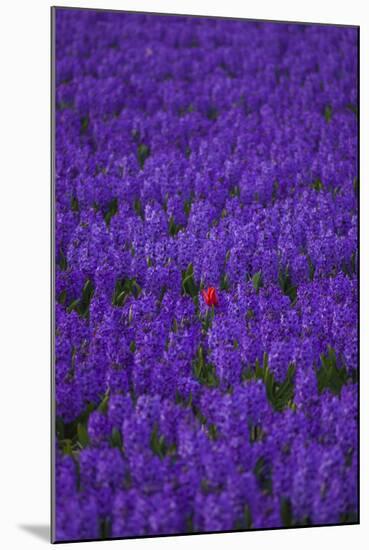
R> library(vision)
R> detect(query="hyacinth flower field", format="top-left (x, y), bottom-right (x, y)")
top-left (53, 8), bottom-right (359, 542)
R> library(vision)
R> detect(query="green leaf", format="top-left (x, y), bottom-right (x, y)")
top-left (201, 307), bottom-right (215, 331)
top-left (342, 250), bottom-right (357, 278)
top-left (249, 424), bottom-right (263, 443)
top-left (280, 497), bottom-right (293, 527)
top-left (61, 439), bottom-right (73, 456)
top-left (110, 427), bottom-right (123, 450)
top-left (97, 392), bottom-right (110, 413)
top-left (55, 402), bottom-right (96, 451)
top-left (66, 298), bottom-right (81, 314)
top-left (104, 198), bottom-right (118, 226)
top-left (253, 456), bottom-right (272, 495)
top-left (137, 143), bottom-right (150, 169)
top-left (181, 263), bottom-right (199, 298)
top-left (208, 423), bottom-right (218, 441)
top-left (234, 504), bottom-right (253, 531)
top-left (265, 369), bottom-right (275, 402)
top-left (317, 345), bottom-right (349, 395)
top-left (71, 196), bottom-right (79, 212)
top-left (230, 185), bottom-right (240, 198)
top-left (115, 290), bottom-right (126, 307)
top-left (324, 104), bottom-right (332, 122)
top-left (66, 280), bottom-right (95, 318)
top-left (175, 391), bottom-right (193, 408)
top-left (80, 115), bottom-right (89, 134)
top-left (183, 195), bottom-right (194, 216)
top-left (193, 345), bottom-right (219, 387)
top-left (192, 404), bottom-right (207, 426)
top-left (246, 309), bottom-right (254, 321)
top-left (278, 265), bottom-right (297, 304)
top-left (255, 358), bottom-right (264, 380)
top-left (340, 510), bottom-right (359, 524)
top-left (244, 354), bottom-right (296, 412)
top-left (77, 422), bottom-right (89, 448)
top-left (57, 248), bottom-right (68, 271)
top-left (252, 271), bottom-right (263, 293)
top-left (112, 277), bottom-right (141, 307)
top-left (169, 215), bottom-right (183, 236)
top-left (186, 514), bottom-right (194, 533)
top-left (243, 505), bottom-right (253, 529)
top-left (57, 289), bottom-right (67, 305)
top-left (134, 198), bottom-right (144, 219)
top-left (99, 518), bottom-right (111, 540)
top-left (220, 273), bottom-right (230, 291)
top-left (79, 279), bottom-right (95, 318)
top-left (150, 423), bottom-right (176, 459)
top-left (150, 424), bottom-right (164, 458)
top-left (311, 178), bottom-right (324, 192)
top-left (82, 279), bottom-right (93, 299)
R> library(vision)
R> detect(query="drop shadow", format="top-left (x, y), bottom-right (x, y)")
top-left (18, 524), bottom-right (50, 543)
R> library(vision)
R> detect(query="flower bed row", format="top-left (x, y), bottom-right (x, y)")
top-left (54, 9), bottom-right (358, 541)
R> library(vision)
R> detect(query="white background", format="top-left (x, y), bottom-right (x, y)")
top-left (0, 0), bottom-right (367, 547)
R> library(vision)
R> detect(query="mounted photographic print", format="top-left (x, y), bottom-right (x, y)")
top-left (51, 7), bottom-right (359, 543)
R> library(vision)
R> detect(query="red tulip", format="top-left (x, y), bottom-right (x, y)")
top-left (202, 287), bottom-right (219, 307)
